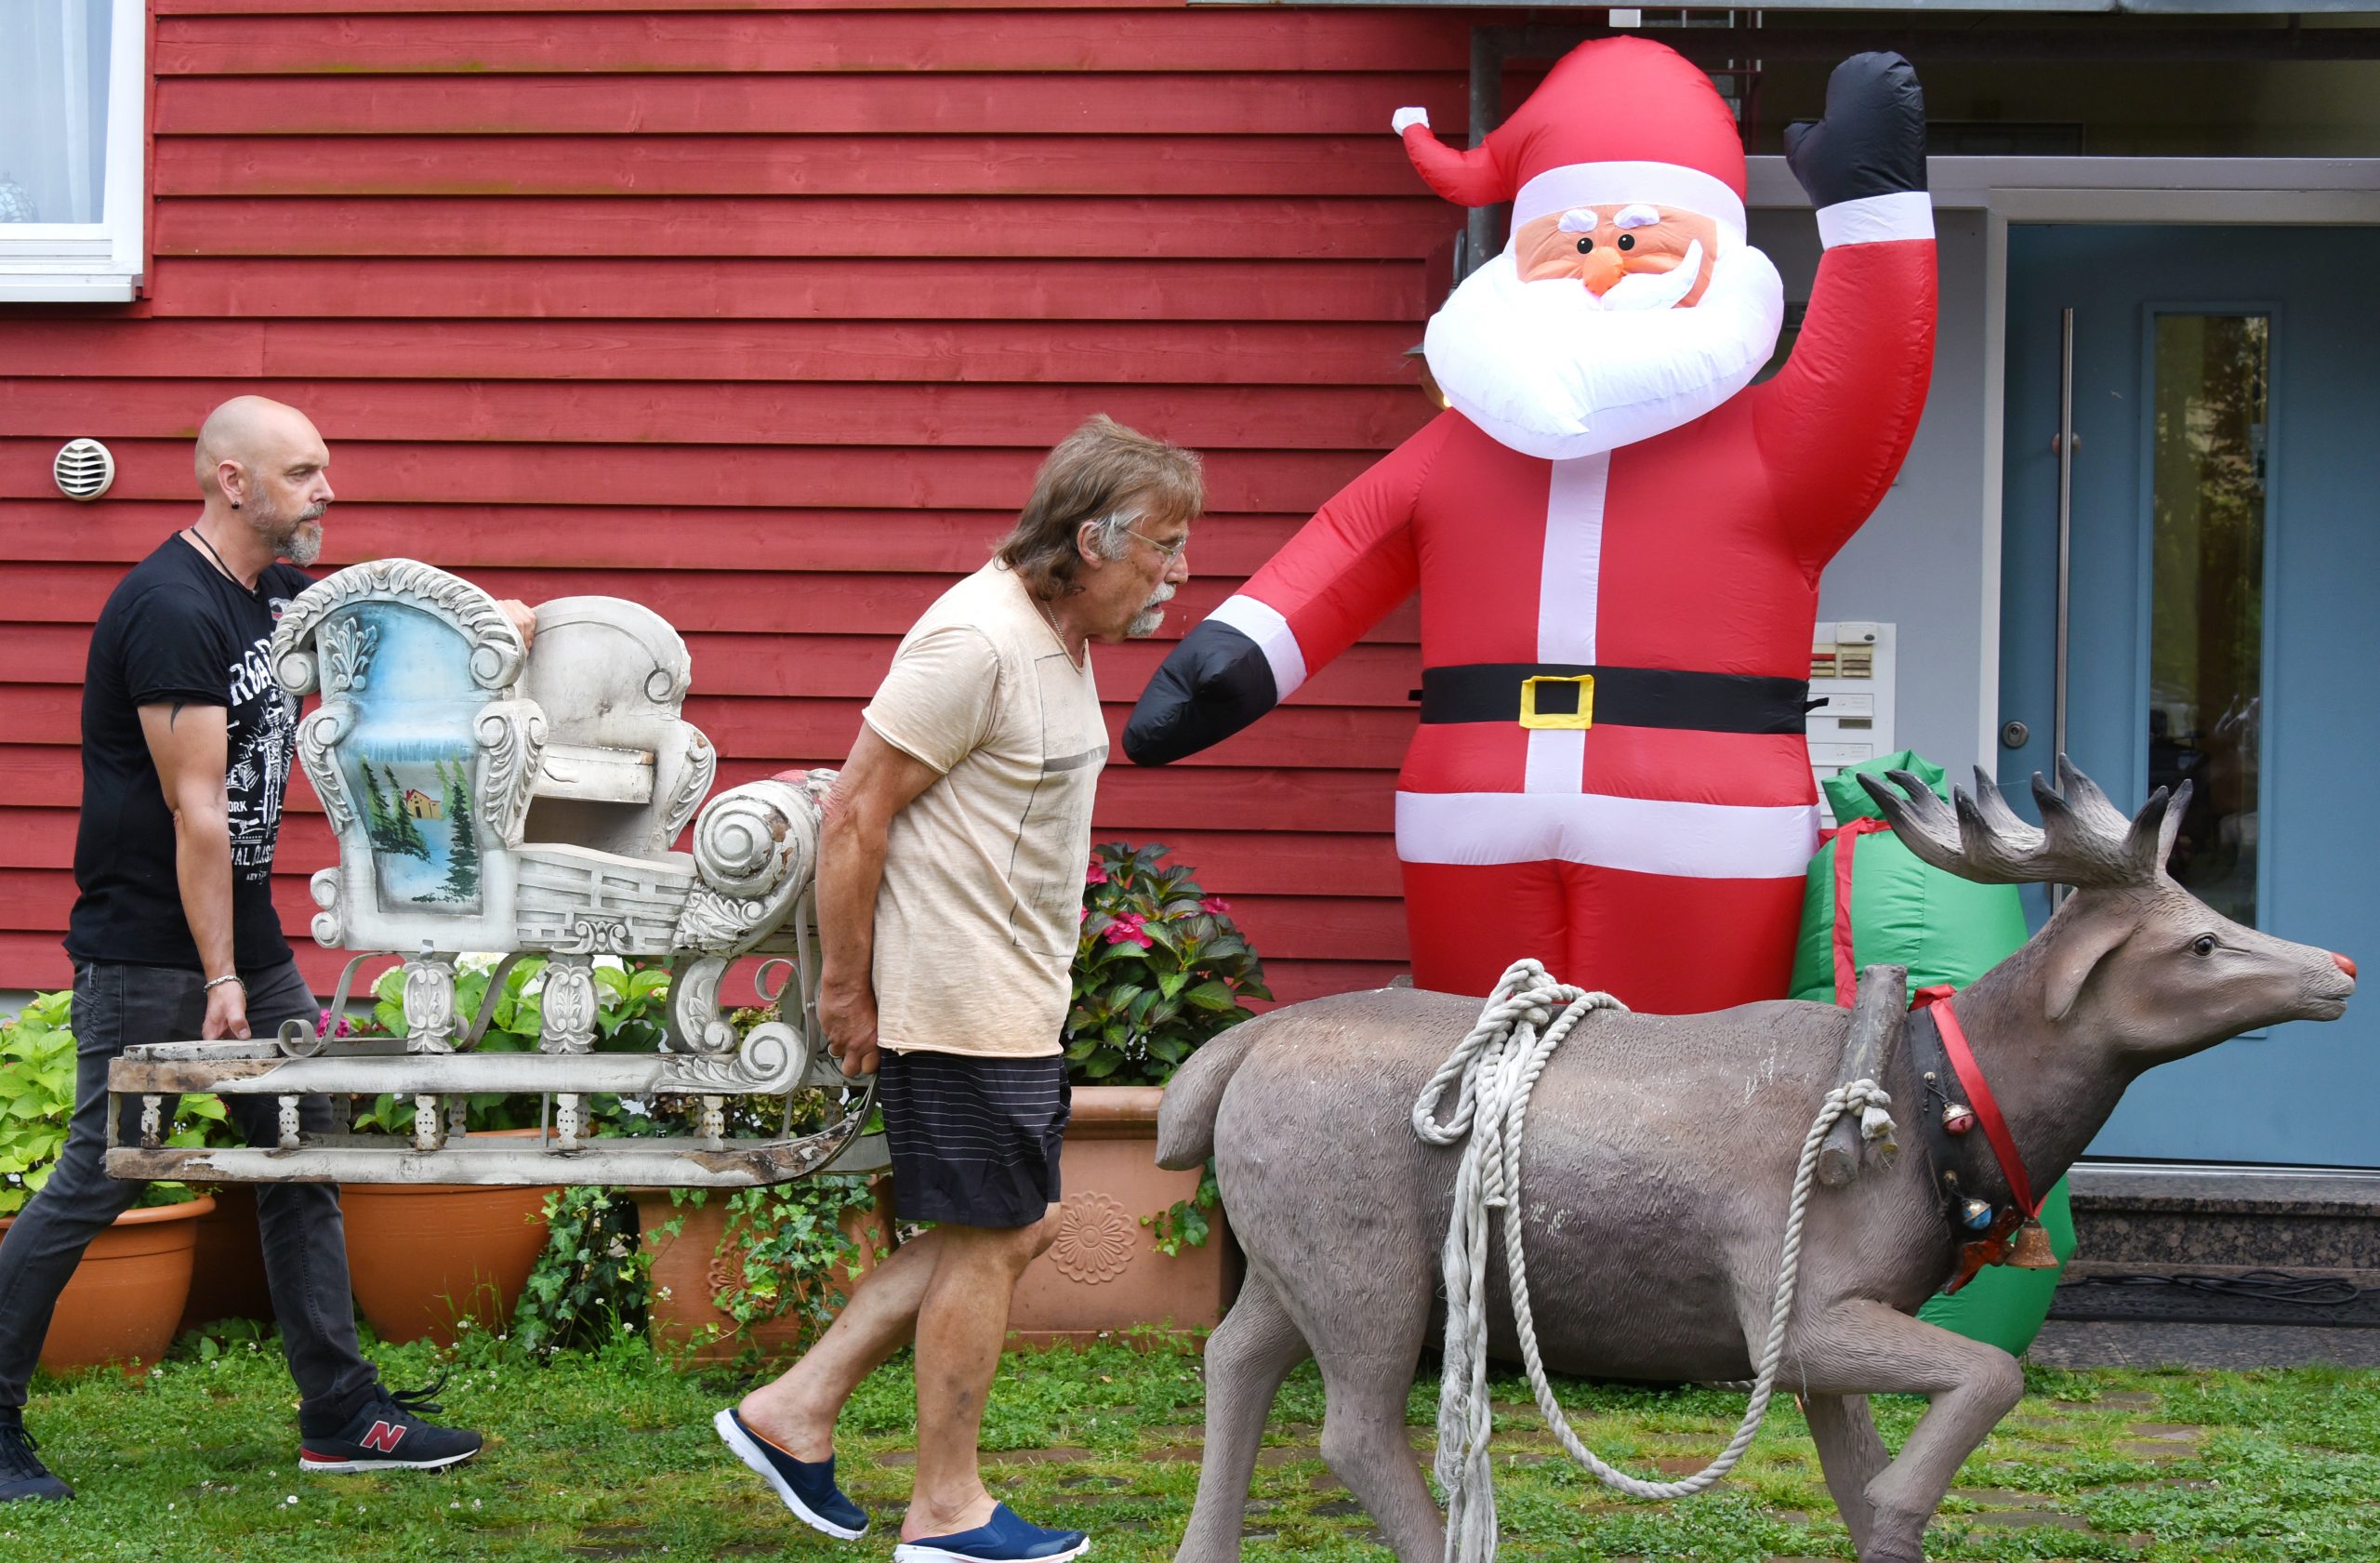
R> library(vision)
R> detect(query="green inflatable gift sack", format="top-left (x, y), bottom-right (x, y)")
top-left (1791, 750), bottom-right (2077, 1358)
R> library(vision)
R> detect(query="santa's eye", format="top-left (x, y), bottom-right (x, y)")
top-left (1616, 232), bottom-right (1635, 252)
top-left (1575, 236), bottom-right (1594, 255)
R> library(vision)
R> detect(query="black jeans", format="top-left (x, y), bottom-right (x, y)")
top-left (0, 960), bottom-right (379, 1424)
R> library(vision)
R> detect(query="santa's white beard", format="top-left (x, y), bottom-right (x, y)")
top-left (1423, 241), bottom-right (1785, 461)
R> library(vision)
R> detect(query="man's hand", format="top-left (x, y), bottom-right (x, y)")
top-left (818, 980), bottom-right (881, 1079)
top-left (203, 981), bottom-right (252, 1041)
top-left (496, 599), bottom-right (538, 650)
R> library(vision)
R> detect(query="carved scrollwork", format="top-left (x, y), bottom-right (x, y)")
top-left (474, 701), bottom-right (548, 847)
top-left (657, 1021), bottom-right (806, 1095)
top-left (661, 730), bottom-right (718, 845)
top-left (309, 868), bottom-right (343, 949)
top-left (271, 557), bottom-right (527, 698)
top-left (676, 778), bottom-right (818, 957)
top-left (553, 914), bottom-right (631, 955)
top-left (317, 616), bottom-right (379, 695)
top-left (668, 956), bottom-right (738, 1055)
top-left (402, 955), bottom-right (459, 1054)
top-left (298, 699), bottom-right (361, 838)
top-left (539, 955), bottom-right (598, 1055)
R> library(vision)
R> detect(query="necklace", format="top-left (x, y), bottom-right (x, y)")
top-left (185, 526), bottom-right (250, 589)
top-left (1032, 590), bottom-right (1084, 669)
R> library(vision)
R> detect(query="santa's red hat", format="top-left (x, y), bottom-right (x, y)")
top-left (1396, 36), bottom-right (1747, 245)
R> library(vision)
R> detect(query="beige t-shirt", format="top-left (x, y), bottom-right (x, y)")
top-left (861, 563), bottom-right (1106, 1058)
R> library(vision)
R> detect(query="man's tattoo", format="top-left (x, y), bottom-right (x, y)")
top-left (169, 701), bottom-right (187, 728)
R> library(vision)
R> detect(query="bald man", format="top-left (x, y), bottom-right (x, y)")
top-left (0, 399), bottom-right (526, 1503)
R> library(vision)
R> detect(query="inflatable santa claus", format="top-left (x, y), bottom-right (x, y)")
top-left (1124, 39), bottom-right (1937, 1013)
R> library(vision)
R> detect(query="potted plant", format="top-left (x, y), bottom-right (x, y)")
top-left (635, 1169), bottom-right (894, 1367)
top-left (1007, 841), bottom-right (1269, 1343)
top-left (330, 954), bottom-right (660, 1346)
top-left (0, 990), bottom-right (219, 1371)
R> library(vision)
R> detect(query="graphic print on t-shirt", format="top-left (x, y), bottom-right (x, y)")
top-left (225, 631), bottom-right (298, 876)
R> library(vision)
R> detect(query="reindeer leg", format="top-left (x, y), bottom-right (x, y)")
top-left (1783, 1300), bottom-right (2025, 1563)
top-left (1306, 1299), bottom-right (1442, 1563)
top-left (1175, 1268), bottom-right (1312, 1563)
top-left (1802, 1393), bottom-right (1888, 1557)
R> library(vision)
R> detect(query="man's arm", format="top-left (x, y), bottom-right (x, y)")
top-left (138, 701), bottom-right (248, 1040)
top-left (815, 724), bottom-right (945, 1079)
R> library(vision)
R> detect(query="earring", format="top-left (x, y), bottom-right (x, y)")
top-left (231, 501), bottom-right (241, 510)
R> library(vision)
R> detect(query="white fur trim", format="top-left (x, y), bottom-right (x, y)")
top-left (1207, 594), bottom-right (1307, 700)
top-left (1392, 106), bottom-right (1430, 136)
top-left (1815, 190), bottom-right (1935, 248)
top-left (1514, 161), bottom-right (1745, 245)
top-left (1396, 791), bottom-right (1819, 879)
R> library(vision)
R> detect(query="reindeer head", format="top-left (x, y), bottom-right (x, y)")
top-left (1858, 758), bottom-right (2357, 1068)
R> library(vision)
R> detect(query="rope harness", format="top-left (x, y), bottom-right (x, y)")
top-left (1413, 960), bottom-right (1896, 1563)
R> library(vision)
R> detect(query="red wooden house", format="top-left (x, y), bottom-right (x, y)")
top-left (1, 0), bottom-right (1473, 1002)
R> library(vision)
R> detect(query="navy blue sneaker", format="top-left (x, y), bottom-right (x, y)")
top-left (0, 1414), bottom-right (73, 1503)
top-left (298, 1380), bottom-right (483, 1475)
top-left (714, 1406), bottom-right (869, 1540)
top-left (892, 1503), bottom-right (1090, 1563)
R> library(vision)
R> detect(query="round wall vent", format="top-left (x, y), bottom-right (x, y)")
top-left (55, 438), bottom-right (116, 501)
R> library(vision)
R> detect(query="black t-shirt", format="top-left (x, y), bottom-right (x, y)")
top-left (67, 536), bottom-right (313, 971)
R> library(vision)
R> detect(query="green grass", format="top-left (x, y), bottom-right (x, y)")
top-left (4, 1331), bottom-right (2376, 1562)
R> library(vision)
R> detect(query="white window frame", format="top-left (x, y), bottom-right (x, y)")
top-left (0, 0), bottom-right (148, 303)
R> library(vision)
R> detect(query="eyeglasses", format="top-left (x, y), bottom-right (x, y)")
top-left (1125, 527), bottom-right (1190, 563)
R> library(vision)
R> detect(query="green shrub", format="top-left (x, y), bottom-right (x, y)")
top-left (1067, 841), bottom-right (1270, 1087)
top-left (0, 989), bottom-right (226, 1215)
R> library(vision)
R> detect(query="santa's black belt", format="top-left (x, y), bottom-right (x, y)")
top-left (1416, 663), bottom-right (1818, 735)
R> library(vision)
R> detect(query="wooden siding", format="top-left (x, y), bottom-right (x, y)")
top-left (0, 0), bottom-right (1475, 1002)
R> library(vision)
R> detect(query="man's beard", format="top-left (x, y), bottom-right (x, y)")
top-left (1128, 582), bottom-right (1177, 639)
top-left (1423, 240), bottom-right (1785, 461)
top-left (248, 495), bottom-right (328, 566)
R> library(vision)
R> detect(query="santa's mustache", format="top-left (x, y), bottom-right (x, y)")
top-left (1585, 240), bottom-right (1704, 312)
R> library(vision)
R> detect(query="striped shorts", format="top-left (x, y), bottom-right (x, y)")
top-left (877, 1050), bottom-right (1070, 1230)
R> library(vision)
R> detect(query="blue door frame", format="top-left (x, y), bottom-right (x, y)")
top-left (2001, 223), bottom-right (2380, 1169)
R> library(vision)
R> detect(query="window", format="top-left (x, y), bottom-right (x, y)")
top-left (1, 0), bottom-right (147, 302)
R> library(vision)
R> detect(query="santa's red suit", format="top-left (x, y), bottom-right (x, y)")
top-left (1127, 40), bottom-right (1937, 1013)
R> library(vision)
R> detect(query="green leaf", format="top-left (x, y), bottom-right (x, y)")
top-left (1181, 981), bottom-right (1239, 1013)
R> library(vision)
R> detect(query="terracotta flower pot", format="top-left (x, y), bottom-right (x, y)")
top-left (179, 1185), bottom-right (275, 1331)
top-left (338, 1131), bottom-right (556, 1347)
top-left (634, 1178), bottom-right (893, 1367)
top-left (0, 1196), bottom-right (212, 1372)
top-left (1006, 1084), bottom-right (1239, 1346)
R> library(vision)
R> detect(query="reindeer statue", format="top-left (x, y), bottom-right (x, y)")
top-left (1155, 762), bottom-right (2357, 1563)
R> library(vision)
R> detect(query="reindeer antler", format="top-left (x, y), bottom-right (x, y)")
top-left (1855, 756), bottom-right (2190, 889)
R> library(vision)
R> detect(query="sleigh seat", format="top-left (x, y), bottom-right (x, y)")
top-left (105, 559), bottom-right (879, 1188)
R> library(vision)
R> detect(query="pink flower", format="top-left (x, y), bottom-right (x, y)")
top-left (1078, 905), bottom-right (1091, 924)
top-left (1200, 896), bottom-right (1232, 916)
top-left (1085, 859), bottom-right (1109, 886)
top-left (1102, 912), bottom-right (1153, 948)
top-left (317, 1009), bottom-right (352, 1039)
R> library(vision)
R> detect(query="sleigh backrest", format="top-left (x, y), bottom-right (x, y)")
top-left (272, 559), bottom-right (545, 954)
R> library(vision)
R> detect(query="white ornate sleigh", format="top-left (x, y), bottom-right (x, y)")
top-left (106, 559), bottom-right (881, 1187)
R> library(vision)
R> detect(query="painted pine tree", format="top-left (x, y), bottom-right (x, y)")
top-left (437, 756), bottom-right (481, 904)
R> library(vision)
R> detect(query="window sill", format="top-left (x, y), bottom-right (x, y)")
top-left (0, 273), bottom-right (140, 303)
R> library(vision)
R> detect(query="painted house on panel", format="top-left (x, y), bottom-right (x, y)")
top-left (3, 1), bottom-right (2377, 1212)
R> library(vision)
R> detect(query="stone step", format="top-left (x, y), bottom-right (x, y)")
top-left (2053, 1261), bottom-right (2380, 1328)
top-left (2065, 1161), bottom-right (2380, 1270)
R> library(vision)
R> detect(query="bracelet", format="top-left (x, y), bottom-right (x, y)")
top-left (203, 974), bottom-right (245, 994)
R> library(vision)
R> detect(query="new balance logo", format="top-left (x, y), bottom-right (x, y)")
top-left (359, 1421), bottom-right (406, 1454)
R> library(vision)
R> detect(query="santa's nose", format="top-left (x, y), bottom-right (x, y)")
top-left (1579, 246), bottom-right (1627, 296)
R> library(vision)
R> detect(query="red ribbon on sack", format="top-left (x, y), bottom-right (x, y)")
top-left (1927, 997), bottom-right (2041, 1219)
top-left (1829, 816), bottom-right (1895, 1008)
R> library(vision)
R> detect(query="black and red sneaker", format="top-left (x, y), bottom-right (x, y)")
top-left (298, 1380), bottom-right (483, 1475)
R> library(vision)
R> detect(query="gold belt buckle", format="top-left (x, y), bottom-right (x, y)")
top-left (1519, 673), bottom-right (1594, 731)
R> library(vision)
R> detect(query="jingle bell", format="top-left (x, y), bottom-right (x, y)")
top-left (1959, 1198), bottom-right (1995, 1231)
top-left (1940, 1102), bottom-right (1977, 1135)
top-left (2006, 1217), bottom-right (2059, 1269)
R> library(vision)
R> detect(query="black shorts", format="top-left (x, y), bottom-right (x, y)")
top-left (877, 1050), bottom-right (1070, 1230)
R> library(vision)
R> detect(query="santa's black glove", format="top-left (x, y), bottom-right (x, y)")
top-left (1784, 53), bottom-right (1927, 208)
top-left (1123, 619), bottom-right (1280, 766)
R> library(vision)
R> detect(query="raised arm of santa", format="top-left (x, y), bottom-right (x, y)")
top-left (1754, 53), bottom-right (1938, 571)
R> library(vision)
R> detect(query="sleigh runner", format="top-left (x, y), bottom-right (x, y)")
top-left (104, 558), bottom-right (883, 1188)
